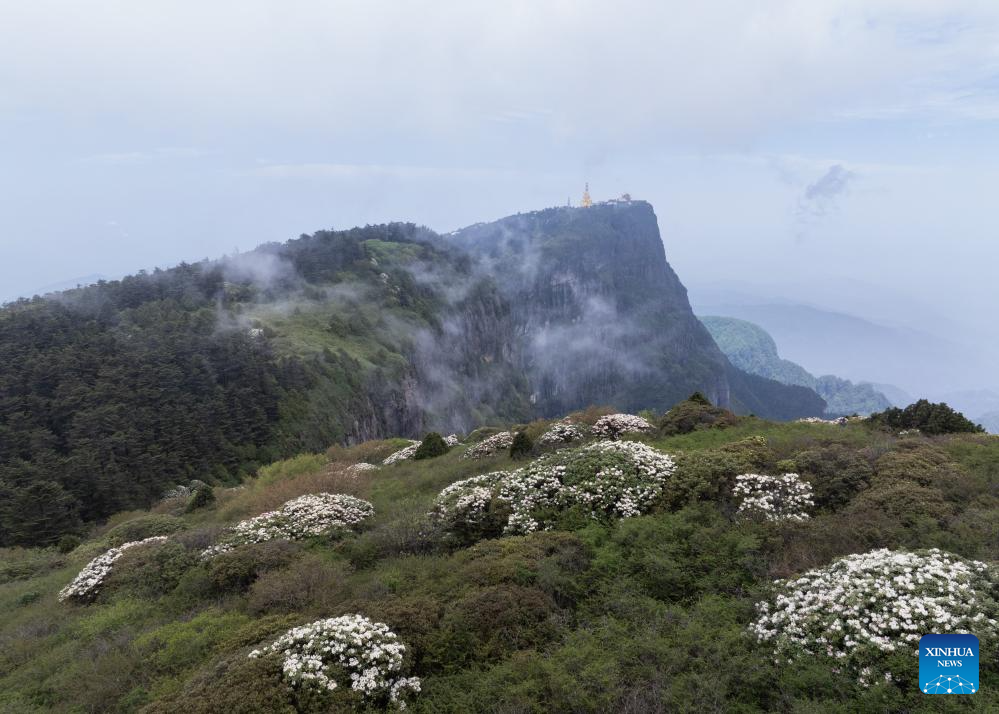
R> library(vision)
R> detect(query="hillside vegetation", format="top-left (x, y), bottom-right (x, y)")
top-left (0, 224), bottom-right (531, 547)
top-left (1, 205), bottom-right (827, 548)
top-left (1, 400), bottom-right (996, 712)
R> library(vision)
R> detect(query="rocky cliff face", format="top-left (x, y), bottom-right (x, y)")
top-left (447, 201), bottom-right (737, 416)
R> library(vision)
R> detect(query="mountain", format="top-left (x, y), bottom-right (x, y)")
top-left (862, 382), bottom-right (913, 408)
top-left (446, 201), bottom-right (823, 420)
top-left (700, 315), bottom-right (892, 416)
top-left (688, 297), bottom-right (986, 396)
top-left (0, 201), bottom-right (823, 545)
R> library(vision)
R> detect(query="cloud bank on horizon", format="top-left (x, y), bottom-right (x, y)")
top-left (1, 0), bottom-right (997, 390)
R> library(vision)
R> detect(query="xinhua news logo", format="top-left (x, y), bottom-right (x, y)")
top-left (919, 634), bottom-right (979, 694)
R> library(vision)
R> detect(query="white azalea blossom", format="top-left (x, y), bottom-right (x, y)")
top-left (462, 431), bottom-right (514, 459)
top-left (752, 548), bottom-right (999, 686)
top-left (250, 614), bottom-right (421, 708)
top-left (428, 471), bottom-right (510, 532)
top-left (59, 536), bottom-right (169, 602)
top-left (733, 473), bottom-right (814, 522)
top-left (538, 420), bottom-right (587, 446)
top-left (443, 434), bottom-right (461, 447)
top-left (344, 462), bottom-right (379, 475)
top-left (591, 413), bottom-right (653, 439)
top-left (201, 493), bottom-right (374, 558)
top-left (383, 441), bottom-right (421, 465)
top-left (437, 441), bottom-right (676, 536)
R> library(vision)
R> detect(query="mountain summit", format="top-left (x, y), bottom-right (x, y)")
top-left (0, 200), bottom-right (823, 542)
top-left (448, 200), bottom-right (825, 419)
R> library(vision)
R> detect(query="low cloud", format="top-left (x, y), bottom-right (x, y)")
top-left (795, 164), bottom-right (856, 235)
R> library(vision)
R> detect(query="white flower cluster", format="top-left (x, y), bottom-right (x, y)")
top-left (383, 441), bottom-right (420, 465)
top-left (796, 416), bottom-right (848, 425)
top-left (345, 462), bottom-right (379, 475)
top-left (58, 536), bottom-right (169, 602)
top-left (591, 413), bottom-right (654, 439)
top-left (201, 493), bottom-right (374, 558)
top-left (436, 441), bottom-right (676, 536)
top-left (462, 431), bottom-right (514, 459)
top-left (428, 471), bottom-right (510, 532)
top-left (752, 548), bottom-right (999, 685)
top-left (733, 473), bottom-right (814, 522)
top-left (444, 434), bottom-right (461, 447)
top-left (500, 441), bottom-right (675, 533)
top-left (538, 420), bottom-right (587, 446)
top-left (162, 479), bottom-right (208, 500)
top-left (249, 614), bottom-right (420, 708)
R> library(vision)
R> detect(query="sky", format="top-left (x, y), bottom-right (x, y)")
top-left (2, 1), bottom-right (998, 395)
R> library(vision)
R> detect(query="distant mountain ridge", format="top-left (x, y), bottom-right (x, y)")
top-left (700, 315), bottom-right (892, 416)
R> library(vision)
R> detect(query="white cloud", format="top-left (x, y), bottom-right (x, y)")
top-left (3, 1), bottom-right (999, 147)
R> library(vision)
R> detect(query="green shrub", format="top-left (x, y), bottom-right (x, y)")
top-left (845, 481), bottom-right (953, 527)
top-left (509, 431), bottom-right (534, 460)
top-left (57, 534), bottom-right (82, 553)
top-left (793, 445), bottom-right (873, 510)
top-left (868, 399), bottom-right (984, 434)
top-left (414, 432), bottom-right (450, 460)
top-left (666, 438), bottom-right (770, 508)
top-left (873, 445), bottom-right (981, 503)
top-left (255, 453), bottom-right (327, 486)
top-left (102, 540), bottom-right (198, 600)
top-left (140, 653), bottom-right (298, 714)
top-left (687, 391), bottom-right (712, 406)
top-left (432, 584), bottom-right (557, 666)
top-left (247, 554), bottom-right (349, 615)
top-left (104, 514), bottom-right (187, 547)
top-left (606, 508), bottom-right (763, 603)
top-left (207, 541), bottom-right (302, 593)
top-left (186, 485), bottom-right (216, 512)
top-left (659, 397), bottom-right (739, 436)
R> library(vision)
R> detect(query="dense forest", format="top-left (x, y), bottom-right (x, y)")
top-left (0, 224), bottom-right (476, 546)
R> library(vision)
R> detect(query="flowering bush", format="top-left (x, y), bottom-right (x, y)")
top-left (462, 431), bottom-right (514, 459)
top-left (444, 434), bottom-right (460, 447)
top-left (383, 441), bottom-right (420, 465)
top-left (428, 471), bottom-right (510, 537)
top-left (249, 614), bottom-right (420, 708)
top-left (796, 416), bottom-right (848, 425)
top-left (345, 462), bottom-right (379, 475)
top-left (733, 473), bottom-right (814, 522)
top-left (498, 441), bottom-right (676, 533)
top-left (591, 413), bottom-right (653, 439)
top-left (202, 493), bottom-right (374, 558)
top-left (435, 441), bottom-right (677, 536)
top-left (538, 420), bottom-right (587, 446)
top-left (752, 548), bottom-right (999, 686)
top-left (59, 536), bottom-right (169, 602)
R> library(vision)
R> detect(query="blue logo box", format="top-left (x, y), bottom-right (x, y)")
top-left (919, 634), bottom-right (979, 694)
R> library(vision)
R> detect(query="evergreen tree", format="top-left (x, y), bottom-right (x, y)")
top-left (414, 432), bottom-right (449, 460)
top-left (509, 431), bottom-right (534, 460)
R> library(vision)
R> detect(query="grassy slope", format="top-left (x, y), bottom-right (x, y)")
top-left (1, 421), bottom-right (997, 713)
